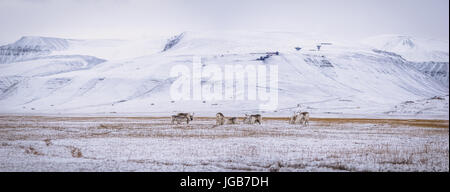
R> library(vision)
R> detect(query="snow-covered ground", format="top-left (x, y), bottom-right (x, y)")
top-left (0, 32), bottom-right (448, 119)
top-left (0, 116), bottom-right (447, 172)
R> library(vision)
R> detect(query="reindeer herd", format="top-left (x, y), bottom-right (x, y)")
top-left (170, 111), bottom-right (309, 126)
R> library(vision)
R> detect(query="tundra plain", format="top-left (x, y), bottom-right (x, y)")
top-left (0, 115), bottom-right (448, 172)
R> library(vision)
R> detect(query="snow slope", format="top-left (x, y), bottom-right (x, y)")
top-left (363, 35), bottom-right (449, 87)
top-left (363, 34), bottom-right (449, 62)
top-left (0, 32), bottom-right (448, 119)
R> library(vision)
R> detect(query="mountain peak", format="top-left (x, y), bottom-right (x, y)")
top-left (364, 35), bottom-right (416, 50)
top-left (396, 35), bottom-right (415, 48)
top-left (5, 36), bottom-right (72, 51)
top-left (363, 34), bottom-right (449, 62)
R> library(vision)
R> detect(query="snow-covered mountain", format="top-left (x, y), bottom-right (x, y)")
top-left (363, 35), bottom-right (449, 87)
top-left (9, 36), bottom-right (73, 50)
top-left (0, 32), bottom-right (448, 118)
top-left (363, 34), bottom-right (449, 62)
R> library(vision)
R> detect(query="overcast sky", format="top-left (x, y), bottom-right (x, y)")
top-left (0, 0), bottom-right (448, 44)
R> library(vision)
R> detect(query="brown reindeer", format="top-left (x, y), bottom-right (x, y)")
top-left (216, 112), bottom-right (238, 125)
top-left (243, 114), bottom-right (262, 125)
top-left (289, 112), bottom-right (299, 124)
top-left (171, 112), bottom-right (194, 124)
top-left (176, 113), bottom-right (194, 121)
top-left (299, 112), bottom-right (309, 126)
top-left (289, 112), bottom-right (309, 126)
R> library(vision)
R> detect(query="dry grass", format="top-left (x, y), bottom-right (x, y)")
top-left (1, 115), bottom-right (446, 128)
top-left (70, 147), bottom-right (83, 158)
top-left (0, 114), bottom-right (447, 124)
top-left (266, 117), bottom-right (449, 128)
top-left (24, 146), bottom-right (43, 156)
top-left (43, 139), bottom-right (52, 146)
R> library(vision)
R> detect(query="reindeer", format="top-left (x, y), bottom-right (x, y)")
top-left (177, 112), bottom-right (194, 121)
top-left (299, 112), bottom-right (309, 126)
top-left (289, 112), bottom-right (300, 124)
top-left (216, 112), bottom-right (238, 125)
top-left (171, 115), bottom-right (188, 124)
top-left (227, 117), bottom-right (238, 124)
top-left (171, 112), bottom-right (194, 124)
top-left (216, 112), bottom-right (225, 125)
top-left (243, 114), bottom-right (262, 125)
top-left (289, 112), bottom-right (309, 126)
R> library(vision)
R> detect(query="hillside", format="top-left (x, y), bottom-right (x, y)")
top-left (0, 32), bottom-right (448, 119)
